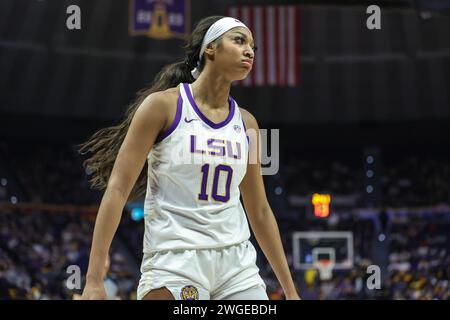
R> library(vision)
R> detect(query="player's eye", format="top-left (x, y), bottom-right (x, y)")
top-left (234, 36), bottom-right (245, 44)
top-left (252, 45), bottom-right (258, 53)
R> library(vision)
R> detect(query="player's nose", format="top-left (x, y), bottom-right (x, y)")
top-left (244, 48), bottom-right (254, 59)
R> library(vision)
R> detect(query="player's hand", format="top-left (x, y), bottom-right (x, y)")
top-left (80, 282), bottom-right (107, 300)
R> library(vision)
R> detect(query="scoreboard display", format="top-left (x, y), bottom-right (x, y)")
top-left (311, 193), bottom-right (332, 218)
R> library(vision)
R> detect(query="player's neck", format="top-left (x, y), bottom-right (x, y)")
top-left (190, 73), bottom-right (231, 110)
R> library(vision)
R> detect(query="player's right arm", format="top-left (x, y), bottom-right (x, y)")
top-left (81, 91), bottom-right (172, 300)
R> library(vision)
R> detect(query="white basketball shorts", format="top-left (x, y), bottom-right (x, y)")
top-left (137, 240), bottom-right (268, 300)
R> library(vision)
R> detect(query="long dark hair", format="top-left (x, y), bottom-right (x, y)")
top-left (78, 15), bottom-right (224, 202)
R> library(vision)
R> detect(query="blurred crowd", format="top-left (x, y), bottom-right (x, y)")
top-left (283, 157), bottom-right (361, 196)
top-left (283, 154), bottom-right (450, 207)
top-left (2, 143), bottom-right (101, 205)
top-left (261, 211), bottom-right (449, 300)
top-left (387, 213), bottom-right (449, 300)
top-left (0, 142), bottom-right (449, 299)
top-left (381, 156), bottom-right (450, 207)
top-left (0, 208), bottom-right (138, 299)
top-left (259, 214), bottom-right (379, 300)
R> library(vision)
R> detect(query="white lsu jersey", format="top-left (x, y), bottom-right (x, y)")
top-left (143, 82), bottom-right (251, 253)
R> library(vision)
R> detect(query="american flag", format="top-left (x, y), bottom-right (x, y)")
top-left (226, 5), bottom-right (301, 87)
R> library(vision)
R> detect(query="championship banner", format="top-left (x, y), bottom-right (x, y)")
top-left (129, 0), bottom-right (191, 39)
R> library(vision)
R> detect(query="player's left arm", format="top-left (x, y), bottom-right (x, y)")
top-left (239, 107), bottom-right (300, 300)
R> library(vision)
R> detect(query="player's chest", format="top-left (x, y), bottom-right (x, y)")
top-left (174, 123), bottom-right (248, 164)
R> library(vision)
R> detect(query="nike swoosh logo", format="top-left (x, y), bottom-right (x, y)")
top-left (184, 117), bottom-right (198, 123)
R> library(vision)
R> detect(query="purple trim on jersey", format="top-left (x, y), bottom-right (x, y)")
top-left (156, 93), bottom-right (182, 143)
top-left (183, 83), bottom-right (235, 129)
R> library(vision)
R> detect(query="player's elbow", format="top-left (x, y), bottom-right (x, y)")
top-left (247, 202), bottom-right (272, 223)
top-left (105, 179), bottom-right (129, 204)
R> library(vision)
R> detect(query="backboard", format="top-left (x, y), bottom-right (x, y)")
top-left (292, 231), bottom-right (354, 271)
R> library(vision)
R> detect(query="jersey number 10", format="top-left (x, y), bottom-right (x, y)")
top-left (198, 164), bottom-right (233, 203)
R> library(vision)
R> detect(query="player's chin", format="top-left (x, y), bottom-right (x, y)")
top-left (234, 69), bottom-right (252, 81)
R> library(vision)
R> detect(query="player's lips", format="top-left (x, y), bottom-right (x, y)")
top-left (241, 59), bottom-right (253, 67)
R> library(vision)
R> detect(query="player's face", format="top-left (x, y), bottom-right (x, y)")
top-left (215, 27), bottom-right (255, 81)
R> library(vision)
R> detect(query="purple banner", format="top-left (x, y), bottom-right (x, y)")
top-left (129, 0), bottom-right (190, 39)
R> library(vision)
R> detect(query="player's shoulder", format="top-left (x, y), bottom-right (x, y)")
top-left (145, 86), bottom-right (179, 108)
top-left (137, 86), bottom-right (180, 119)
top-left (239, 107), bottom-right (258, 130)
top-left (160, 86), bottom-right (180, 98)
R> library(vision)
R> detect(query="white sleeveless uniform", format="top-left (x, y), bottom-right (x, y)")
top-left (137, 83), bottom-right (267, 300)
top-left (143, 82), bottom-right (250, 252)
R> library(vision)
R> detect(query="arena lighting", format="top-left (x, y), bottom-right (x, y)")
top-left (275, 186), bottom-right (283, 195)
top-left (311, 193), bottom-right (331, 218)
top-left (131, 207), bottom-right (144, 221)
top-left (363, 147), bottom-right (381, 208)
top-left (126, 201), bottom-right (145, 221)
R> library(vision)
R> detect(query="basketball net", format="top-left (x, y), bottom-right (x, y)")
top-left (313, 259), bottom-right (334, 281)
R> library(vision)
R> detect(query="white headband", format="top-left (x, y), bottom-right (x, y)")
top-left (191, 17), bottom-right (249, 79)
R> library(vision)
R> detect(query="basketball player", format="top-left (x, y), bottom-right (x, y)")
top-left (79, 16), bottom-right (300, 300)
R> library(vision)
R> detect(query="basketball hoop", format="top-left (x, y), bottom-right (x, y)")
top-left (311, 247), bottom-right (336, 280)
top-left (313, 259), bottom-right (334, 280)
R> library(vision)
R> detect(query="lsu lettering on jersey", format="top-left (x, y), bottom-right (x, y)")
top-left (143, 83), bottom-right (251, 253)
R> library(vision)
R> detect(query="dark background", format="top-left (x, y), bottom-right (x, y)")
top-left (0, 0), bottom-right (449, 300)
top-left (0, 0), bottom-right (449, 148)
